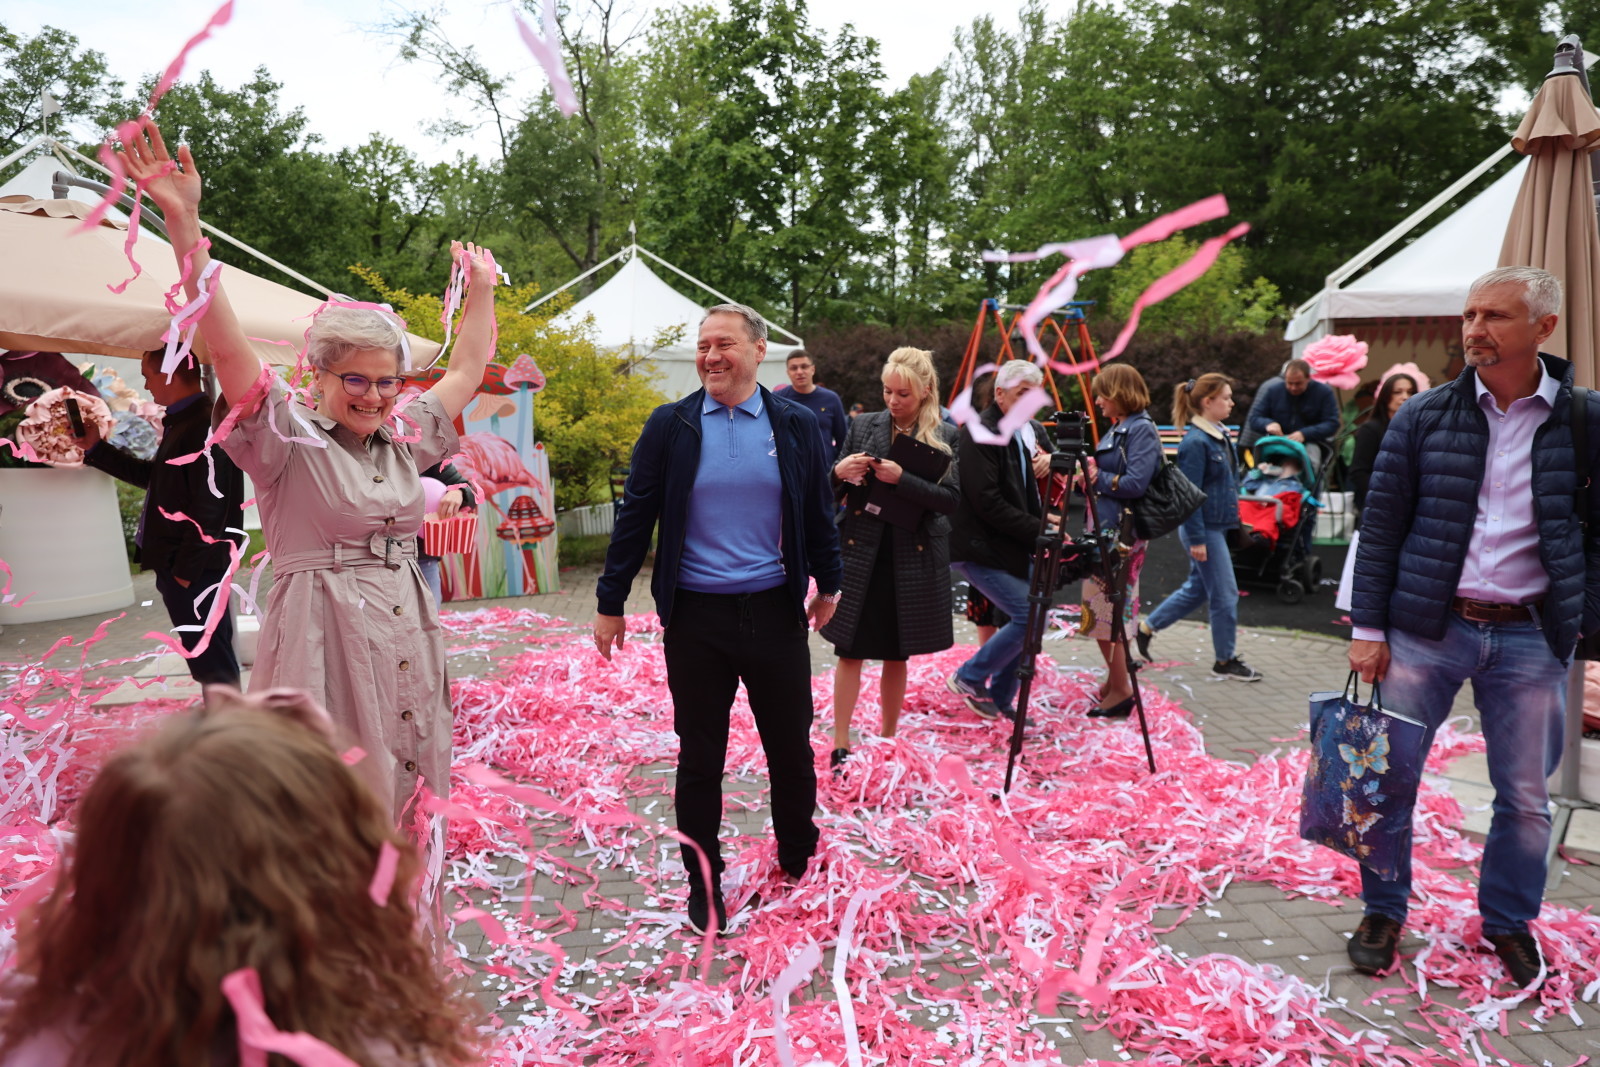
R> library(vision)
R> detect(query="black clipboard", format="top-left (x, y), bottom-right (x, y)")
top-left (862, 433), bottom-right (951, 529)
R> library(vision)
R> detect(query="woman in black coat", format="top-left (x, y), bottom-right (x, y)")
top-left (820, 348), bottom-right (960, 767)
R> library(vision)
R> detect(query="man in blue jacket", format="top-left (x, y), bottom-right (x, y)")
top-left (1243, 358), bottom-right (1340, 453)
top-left (593, 303), bottom-right (843, 936)
top-left (1348, 266), bottom-right (1600, 989)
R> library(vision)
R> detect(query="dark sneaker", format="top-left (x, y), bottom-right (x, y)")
top-left (1487, 932), bottom-right (1548, 989)
top-left (1136, 622), bottom-right (1154, 662)
top-left (830, 747), bottom-right (849, 770)
top-left (966, 695), bottom-right (1002, 720)
top-left (1347, 914), bottom-right (1402, 974)
top-left (686, 882), bottom-right (727, 936)
top-left (1213, 657), bottom-right (1263, 682)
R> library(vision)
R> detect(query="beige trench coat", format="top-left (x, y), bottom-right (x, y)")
top-left (220, 380), bottom-right (458, 823)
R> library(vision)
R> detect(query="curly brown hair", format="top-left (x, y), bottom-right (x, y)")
top-left (0, 696), bottom-right (483, 1067)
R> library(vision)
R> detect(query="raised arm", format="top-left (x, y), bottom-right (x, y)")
top-left (118, 119), bottom-right (263, 410)
top-left (427, 244), bottom-right (498, 419)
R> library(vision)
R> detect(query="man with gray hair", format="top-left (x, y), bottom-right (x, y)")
top-left (593, 302), bottom-right (842, 936)
top-left (1346, 265), bottom-right (1600, 988)
top-left (947, 360), bottom-right (1054, 719)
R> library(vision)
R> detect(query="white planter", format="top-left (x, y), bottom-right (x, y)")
top-left (0, 466), bottom-right (135, 624)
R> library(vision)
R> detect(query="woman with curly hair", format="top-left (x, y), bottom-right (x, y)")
top-left (0, 688), bottom-right (483, 1066)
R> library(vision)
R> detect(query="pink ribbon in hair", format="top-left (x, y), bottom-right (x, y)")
top-left (221, 968), bottom-right (361, 1067)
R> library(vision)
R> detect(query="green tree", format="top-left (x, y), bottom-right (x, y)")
top-left (639, 0), bottom-right (896, 331)
top-left (1134, 0), bottom-right (1524, 301)
top-left (0, 24), bottom-right (122, 156)
top-left (1104, 238), bottom-right (1283, 337)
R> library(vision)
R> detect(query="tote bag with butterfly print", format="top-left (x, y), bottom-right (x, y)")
top-left (1298, 673), bottom-right (1429, 881)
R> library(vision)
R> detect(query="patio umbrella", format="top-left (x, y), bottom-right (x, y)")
top-left (0, 195), bottom-right (442, 368)
top-left (1498, 38), bottom-right (1600, 385)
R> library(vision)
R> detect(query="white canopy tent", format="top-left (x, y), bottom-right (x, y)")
top-left (531, 243), bottom-right (803, 399)
top-left (1287, 154), bottom-right (1527, 354)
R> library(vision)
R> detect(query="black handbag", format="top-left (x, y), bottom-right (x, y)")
top-left (1120, 438), bottom-right (1207, 541)
top-left (1570, 386), bottom-right (1600, 660)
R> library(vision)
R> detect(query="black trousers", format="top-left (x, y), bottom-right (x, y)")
top-left (155, 567), bottom-right (241, 687)
top-left (664, 585), bottom-right (818, 887)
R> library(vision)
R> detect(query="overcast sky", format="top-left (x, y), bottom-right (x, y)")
top-left (11, 0), bottom-right (1064, 161)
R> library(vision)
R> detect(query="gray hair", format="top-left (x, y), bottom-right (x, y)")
top-left (306, 306), bottom-right (407, 373)
top-left (994, 360), bottom-right (1044, 390)
top-left (700, 303), bottom-right (768, 342)
top-left (1468, 266), bottom-right (1563, 322)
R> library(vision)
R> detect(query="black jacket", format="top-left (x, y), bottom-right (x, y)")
top-left (949, 406), bottom-right (1052, 578)
top-left (85, 394), bottom-right (245, 582)
top-left (595, 386), bottom-right (843, 627)
top-left (818, 411), bottom-right (960, 655)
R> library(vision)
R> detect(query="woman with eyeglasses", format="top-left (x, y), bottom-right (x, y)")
top-left (117, 118), bottom-right (496, 826)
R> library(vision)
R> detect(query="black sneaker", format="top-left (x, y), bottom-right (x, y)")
top-left (947, 670), bottom-right (1001, 720)
top-left (686, 881), bottom-right (727, 936)
top-left (1136, 622), bottom-right (1154, 662)
top-left (1213, 657), bottom-right (1262, 682)
top-left (1347, 914), bottom-right (1402, 975)
top-left (830, 747), bottom-right (849, 769)
top-left (1486, 932), bottom-right (1548, 989)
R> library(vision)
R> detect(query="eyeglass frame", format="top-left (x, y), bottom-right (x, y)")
top-left (328, 372), bottom-right (407, 398)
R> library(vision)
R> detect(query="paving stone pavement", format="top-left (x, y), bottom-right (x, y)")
top-left (7, 563), bottom-right (1600, 1063)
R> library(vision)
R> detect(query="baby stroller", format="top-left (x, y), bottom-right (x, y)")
top-left (1233, 435), bottom-right (1325, 603)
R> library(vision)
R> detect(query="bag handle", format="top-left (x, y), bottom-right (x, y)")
top-left (1342, 669), bottom-right (1385, 712)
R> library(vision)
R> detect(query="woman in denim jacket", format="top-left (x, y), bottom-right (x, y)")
top-left (1082, 364), bottom-right (1163, 717)
top-left (1136, 374), bottom-right (1261, 681)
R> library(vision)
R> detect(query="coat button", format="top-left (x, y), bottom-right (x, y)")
top-left (917, 544), bottom-right (924, 551)
top-left (401, 710), bottom-right (414, 721)
top-left (854, 509), bottom-right (862, 516)
top-left (373, 475), bottom-right (385, 483)
top-left (393, 605), bottom-right (404, 615)
top-left (847, 538), bottom-right (855, 545)
top-left (399, 659), bottom-right (410, 671)
top-left (404, 760), bottom-right (417, 772)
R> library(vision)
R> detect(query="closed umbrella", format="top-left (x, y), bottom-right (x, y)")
top-left (1500, 35), bottom-right (1600, 871)
top-left (0, 196), bottom-right (441, 368)
top-left (1498, 37), bottom-right (1600, 385)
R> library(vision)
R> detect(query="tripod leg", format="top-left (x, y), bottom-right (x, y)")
top-left (1104, 544), bottom-right (1158, 774)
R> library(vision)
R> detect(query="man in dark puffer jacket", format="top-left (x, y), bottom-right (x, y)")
top-left (1347, 266), bottom-right (1600, 988)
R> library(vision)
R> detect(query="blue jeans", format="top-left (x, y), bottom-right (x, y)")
top-left (952, 561), bottom-right (1032, 711)
top-left (419, 556), bottom-right (443, 609)
top-left (1360, 613), bottom-right (1566, 935)
top-left (1146, 525), bottom-right (1238, 663)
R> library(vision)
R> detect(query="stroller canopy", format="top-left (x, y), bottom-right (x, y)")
top-left (1249, 435), bottom-right (1319, 494)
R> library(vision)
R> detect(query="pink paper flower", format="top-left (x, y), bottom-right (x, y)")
top-left (1301, 334), bottom-right (1368, 390)
top-left (1379, 361), bottom-right (1430, 392)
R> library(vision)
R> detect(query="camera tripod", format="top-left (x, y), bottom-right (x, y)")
top-left (1002, 415), bottom-right (1159, 793)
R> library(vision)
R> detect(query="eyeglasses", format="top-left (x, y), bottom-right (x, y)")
top-left (332, 373), bottom-right (406, 398)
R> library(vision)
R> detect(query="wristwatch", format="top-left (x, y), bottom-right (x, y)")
top-left (818, 590), bottom-right (843, 604)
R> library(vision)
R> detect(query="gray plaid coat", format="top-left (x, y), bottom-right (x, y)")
top-left (819, 412), bottom-right (960, 656)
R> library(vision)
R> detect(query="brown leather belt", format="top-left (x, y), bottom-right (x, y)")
top-left (1451, 596), bottom-right (1538, 623)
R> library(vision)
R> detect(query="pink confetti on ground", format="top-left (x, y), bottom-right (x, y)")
top-left (0, 606), bottom-right (1594, 1066)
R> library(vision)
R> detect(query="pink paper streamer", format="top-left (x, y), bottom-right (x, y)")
top-left (1099, 221), bottom-right (1252, 365)
top-left (220, 968), bottom-right (361, 1067)
top-left (946, 362), bottom-right (1058, 446)
top-left (771, 940), bottom-right (823, 1067)
top-left (368, 840), bottom-right (400, 906)
top-left (76, 1), bottom-right (235, 241)
top-left (512, 5), bottom-right (580, 117)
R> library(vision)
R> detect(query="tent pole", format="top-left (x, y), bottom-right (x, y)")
top-left (0, 135), bottom-right (50, 173)
top-left (633, 246), bottom-right (806, 346)
top-left (523, 245), bottom-right (633, 313)
top-left (43, 139), bottom-right (336, 296)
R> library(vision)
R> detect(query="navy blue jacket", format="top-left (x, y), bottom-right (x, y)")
top-left (596, 385), bottom-right (843, 627)
top-left (1092, 410), bottom-right (1163, 530)
top-left (1352, 353), bottom-right (1600, 661)
top-left (1246, 377), bottom-right (1340, 444)
top-left (1174, 421), bottom-right (1240, 543)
